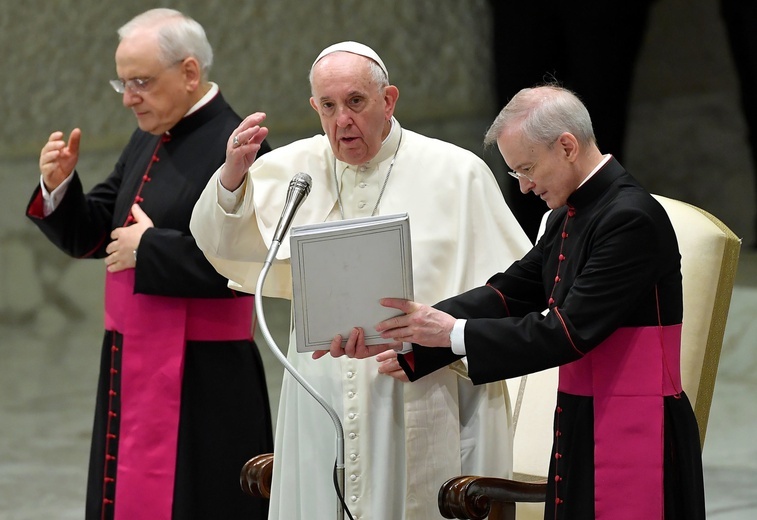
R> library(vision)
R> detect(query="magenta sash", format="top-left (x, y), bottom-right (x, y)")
top-left (104, 269), bottom-right (253, 520)
top-left (558, 324), bottom-right (682, 520)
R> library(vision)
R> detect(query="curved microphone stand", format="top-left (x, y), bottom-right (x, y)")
top-left (255, 239), bottom-right (347, 520)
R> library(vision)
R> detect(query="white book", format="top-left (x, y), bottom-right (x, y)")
top-left (289, 213), bottom-right (414, 352)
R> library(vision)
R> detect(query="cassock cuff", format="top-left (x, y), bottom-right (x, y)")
top-left (39, 172), bottom-right (74, 216)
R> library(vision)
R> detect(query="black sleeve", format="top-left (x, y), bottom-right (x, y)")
top-left (133, 226), bottom-right (239, 298)
top-left (463, 201), bottom-right (680, 384)
top-left (398, 242), bottom-right (547, 382)
top-left (399, 283), bottom-right (525, 381)
top-left (26, 171), bottom-right (119, 259)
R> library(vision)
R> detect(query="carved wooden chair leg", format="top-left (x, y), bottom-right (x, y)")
top-left (240, 453), bottom-right (274, 499)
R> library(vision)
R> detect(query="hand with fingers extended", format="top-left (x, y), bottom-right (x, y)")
top-left (39, 128), bottom-right (81, 192)
top-left (376, 298), bottom-right (456, 348)
top-left (219, 112), bottom-right (270, 191)
top-left (312, 298), bottom-right (455, 364)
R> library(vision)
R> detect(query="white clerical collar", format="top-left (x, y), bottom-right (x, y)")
top-left (185, 82), bottom-right (219, 117)
top-left (369, 117), bottom-right (400, 165)
top-left (577, 154), bottom-right (612, 189)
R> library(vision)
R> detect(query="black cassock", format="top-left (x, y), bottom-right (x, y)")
top-left (401, 158), bottom-right (706, 519)
top-left (27, 92), bottom-right (273, 520)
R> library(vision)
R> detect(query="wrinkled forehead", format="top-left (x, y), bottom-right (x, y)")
top-left (311, 54), bottom-right (377, 95)
top-left (115, 32), bottom-right (163, 74)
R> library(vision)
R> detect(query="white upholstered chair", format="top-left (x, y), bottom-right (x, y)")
top-left (438, 195), bottom-right (742, 520)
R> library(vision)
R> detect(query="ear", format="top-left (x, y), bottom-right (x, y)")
top-left (181, 57), bottom-right (201, 92)
top-left (557, 132), bottom-right (580, 162)
top-left (309, 97), bottom-right (319, 113)
top-left (383, 85), bottom-right (400, 120)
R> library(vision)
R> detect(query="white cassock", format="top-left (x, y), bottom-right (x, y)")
top-left (190, 118), bottom-right (532, 520)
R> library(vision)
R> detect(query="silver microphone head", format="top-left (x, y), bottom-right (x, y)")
top-left (273, 172), bottom-right (313, 244)
top-left (290, 172), bottom-right (312, 195)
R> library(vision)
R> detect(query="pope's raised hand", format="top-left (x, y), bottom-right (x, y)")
top-left (220, 112), bottom-right (269, 191)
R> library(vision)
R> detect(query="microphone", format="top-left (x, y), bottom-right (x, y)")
top-left (254, 170), bottom-right (349, 518)
top-left (272, 172), bottom-right (312, 244)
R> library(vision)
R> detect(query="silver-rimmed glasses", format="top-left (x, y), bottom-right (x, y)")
top-left (507, 137), bottom-right (560, 182)
top-left (109, 59), bottom-right (186, 94)
top-left (109, 77), bottom-right (154, 94)
top-left (507, 160), bottom-right (537, 183)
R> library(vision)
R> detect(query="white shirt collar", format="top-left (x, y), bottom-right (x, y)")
top-left (185, 82), bottom-right (219, 117)
top-left (577, 154), bottom-right (612, 189)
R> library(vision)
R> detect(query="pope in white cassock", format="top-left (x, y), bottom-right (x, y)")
top-left (190, 41), bottom-right (531, 520)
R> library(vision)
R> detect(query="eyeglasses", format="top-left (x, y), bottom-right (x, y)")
top-left (109, 77), bottom-right (154, 94)
top-left (506, 137), bottom-right (560, 182)
top-left (109, 59), bottom-right (185, 94)
top-left (507, 160), bottom-right (537, 183)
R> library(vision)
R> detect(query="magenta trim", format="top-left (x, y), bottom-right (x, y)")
top-left (104, 269), bottom-right (253, 519)
top-left (558, 324), bottom-right (682, 519)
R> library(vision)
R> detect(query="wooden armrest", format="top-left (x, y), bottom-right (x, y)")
top-left (438, 475), bottom-right (547, 520)
top-left (240, 453), bottom-right (274, 499)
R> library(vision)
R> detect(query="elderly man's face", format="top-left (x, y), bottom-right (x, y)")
top-left (114, 32), bottom-right (194, 135)
top-left (309, 52), bottom-right (399, 165)
top-left (497, 128), bottom-right (579, 210)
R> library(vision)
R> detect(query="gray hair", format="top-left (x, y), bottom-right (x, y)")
top-left (308, 53), bottom-right (389, 96)
top-left (118, 8), bottom-right (213, 80)
top-left (484, 85), bottom-right (595, 148)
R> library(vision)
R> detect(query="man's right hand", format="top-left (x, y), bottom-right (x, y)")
top-left (220, 112), bottom-right (270, 191)
top-left (312, 327), bottom-right (401, 361)
top-left (39, 128), bottom-right (80, 192)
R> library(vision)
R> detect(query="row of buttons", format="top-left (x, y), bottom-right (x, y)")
top-left (102, 333), bottom-right (121, 512)
top-left (344, 366), bottom-right (361, 511)
top-left (554, 404), bottom-right (565, 508)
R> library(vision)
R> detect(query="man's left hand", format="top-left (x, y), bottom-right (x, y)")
top-left (376, 349), bottom-right (409, 382)
top-left (105, 204), bottom-right (154, 272)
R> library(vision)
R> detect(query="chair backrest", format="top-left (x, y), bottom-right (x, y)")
top-left (653, 194), bottom-right (741, 444)
top-left (501, 195), bottom-right (741, 519)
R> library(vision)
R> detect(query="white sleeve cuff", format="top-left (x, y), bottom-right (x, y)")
top-left (40, 173), bottom-right (74, 217)
top-left (217, 174), bottom-right (247, 214)
top-left (450, 319), bottom-right (467, 355)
